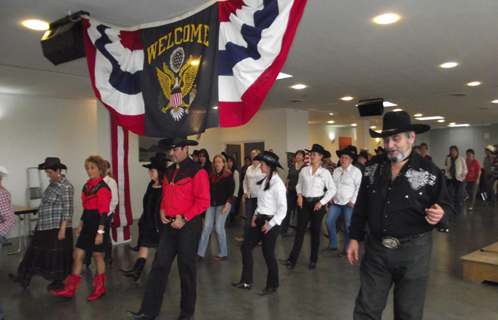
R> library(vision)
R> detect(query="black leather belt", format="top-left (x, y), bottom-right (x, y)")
top-left (371, 232), bottom-right (429, 249)
top-left (256, 214), bottom-right (273, 221)
top-left (304, 196), bottom-right (322, 202)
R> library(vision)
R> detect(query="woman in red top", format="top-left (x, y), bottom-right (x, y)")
top-left (51, 155), bottom-right (111, 300)
top-left (464, 149), bottom-right (482, 211)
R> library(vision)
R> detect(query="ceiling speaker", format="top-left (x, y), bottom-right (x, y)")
top-left (358, 98), bottom-right (384, 117)
top-left (41, 11), bottom-right (89, 65)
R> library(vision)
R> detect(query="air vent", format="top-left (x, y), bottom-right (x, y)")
top-left (478, 106), bottom-right (491, 110)
top-left (448, 93), bottom-right (467, 97)
top-left (290, 99), bottom-right (304, 103)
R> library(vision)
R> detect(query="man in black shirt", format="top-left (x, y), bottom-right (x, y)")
top-left (347, 111), bottom-right (452, 320)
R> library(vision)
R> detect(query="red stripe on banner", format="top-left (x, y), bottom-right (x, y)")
top-left (219, 0), bottom-right (308, 127)
top-left (110, 116), bottom-right (133, 242)
top-left (219, 0), bottom-right (245, 22)
top-left (82, 19), bottom-right (145, 136)
top-left (120, 30), bottom-right (143, 50)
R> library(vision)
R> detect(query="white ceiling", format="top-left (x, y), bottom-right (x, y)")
top-left (2, 0), bottom-right (498, 129)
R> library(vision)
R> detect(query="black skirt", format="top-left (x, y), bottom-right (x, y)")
top-left (137, 186), bottom-right (163, 248)
top-left (16, 227), bottom-right (73, 281)
top-left (76, 209), bottom-right (110, 252)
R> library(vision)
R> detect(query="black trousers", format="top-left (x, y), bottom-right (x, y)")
top-left (280, 190), bottom-right (298, 235)
top-left (353, 232), bottom-right (433, 320)
top-left (242, 198), bottom-right (258, 239)
top-left (240, 216), bottom-right (281, 289)
top-left (140, 216), bottom-right (200, 318)
top-left (288, 199), bottom-right (326, 264)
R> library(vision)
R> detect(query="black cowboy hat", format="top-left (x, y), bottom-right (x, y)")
top-left (253, 151), bottom-right (283, 169)
top-left (142, 156), bottom-right (167, 171)
top-left (369, 111), bottom-right (430, 138)
top-left (154, 152), bottom-right (169, 163)
top-left (323, 150), bottom-right (331, 159)
top-left (305, 144), bottom-right (327, 156)
top-left (158, 137), bottom-right (198, 150)
top-left (190, 150), bottom-right (200, 157)
top-left (374, 146), bottom-right (385, 154)
top-left (38, 157), bottom-right (67, 170)
top-left (358, 151), bottom-right (369, 160)
top-left (336, 145), bottom-right (358, 161)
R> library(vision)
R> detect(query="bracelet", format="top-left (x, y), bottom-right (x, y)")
top-left (97, 230), bottom-right (105, 234)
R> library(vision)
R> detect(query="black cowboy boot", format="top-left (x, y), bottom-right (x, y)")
top-left (119, 258), bottom-right (146, 281)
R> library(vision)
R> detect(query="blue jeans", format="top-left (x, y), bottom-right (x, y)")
top-left (197, 204), bottom-right (231, 257)
top-left (325, 204), bottom-right (354, 250)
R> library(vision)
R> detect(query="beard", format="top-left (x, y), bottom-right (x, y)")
top-left (386, 146), bottom-right (412, 163)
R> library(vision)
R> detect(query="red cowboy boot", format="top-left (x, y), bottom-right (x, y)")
top-left (50, 274), bottom-right (81, 298)
top-left (87, 273), bottom-right (106, 301)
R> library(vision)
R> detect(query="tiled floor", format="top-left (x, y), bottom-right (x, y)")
top-left (1, 200), bottom-right (498, 319)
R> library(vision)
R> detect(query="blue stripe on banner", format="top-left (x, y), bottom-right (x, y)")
top-left (95, 25), bottom-right (143, 95)
top-left (218, 0), bottom-right (279, 76)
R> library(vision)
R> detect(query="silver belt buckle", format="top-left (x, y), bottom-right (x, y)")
top-left (381, 236), bottom-right (400, 249)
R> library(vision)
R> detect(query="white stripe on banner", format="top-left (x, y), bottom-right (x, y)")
top-left (115, 125), bottom-right (126, 244)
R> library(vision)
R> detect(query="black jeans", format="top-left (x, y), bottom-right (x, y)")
top-left (240, 215), bottom-right (281, 289)
top-left (242, 198), bottom-right (258, 239)
top-left (280, 190), bottom-right (298, 235)
top-left (353, 232), bottom-right (432, 320)
top-left (288, 199), bottom-right (326, 264)
top-left (140, 216), bottom-right (200, 318)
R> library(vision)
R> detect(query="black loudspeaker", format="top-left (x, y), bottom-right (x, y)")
top-left (41, 12), bottom-right (88, 65)
top-left (358, 98), bottom-right (384, 117)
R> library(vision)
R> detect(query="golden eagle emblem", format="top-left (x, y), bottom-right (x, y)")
top-left (156, 47), bottom-right (200, 121)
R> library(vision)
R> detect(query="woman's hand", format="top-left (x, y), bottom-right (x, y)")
top-left (261, 221), bottom-right (271, 234)
top-left (251, 215), bottom-right (257, 227)
top-left (297, 194), bottom-right (303, 209)
top-left (76, 227), bottom-right (82, 237)
top-left (58, 228), bottom-right (66, 240)
top-left (95, 233), bottom-right (103, 245)
top-left (222, 204), bottom-right (229, 214)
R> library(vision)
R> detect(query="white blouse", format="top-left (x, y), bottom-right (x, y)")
top-left (243, 163), bottom-right (266, 198)
top-left (254, 174), bottom-right (287, 228)
top-left (104, 175), bottom-right (119, 214)
top-left (296, 166), bottom-right (336, 205)
top-left (332, 164), bottom-right (362, 205)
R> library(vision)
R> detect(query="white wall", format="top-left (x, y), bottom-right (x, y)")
top-left (309, 125), bottom-right (356, 163)
top-left (0, 94), bottom-right (98, 237)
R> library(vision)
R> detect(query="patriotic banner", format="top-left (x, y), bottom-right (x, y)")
top-left (83, 0), bottom-right (307, 138)
top-left (110, 116), bottom-right (133, 243)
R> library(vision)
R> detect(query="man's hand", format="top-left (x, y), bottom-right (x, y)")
top-left (160, 209), bottom-right (170, 224)
top-left (347, 240), bottom-right (359, 265)
top-left (171, 215), bottom-right (185, 229)
top-left (243, 193), bottom-right (248, 199)
top-left (348, 201), bottom-right (354, 208)
top-left (314, 202), bottom-right (323, 211)
top-left (425, 203), bottom-right (444, 225)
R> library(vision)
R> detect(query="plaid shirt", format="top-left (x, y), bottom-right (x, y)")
top-left (0, 186), bottom-right (16, 237)
top-left (37, 175), bottom-right (74, 231)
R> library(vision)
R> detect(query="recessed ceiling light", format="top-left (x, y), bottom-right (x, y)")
top-left (212, 106), bottom-right (218, 109)
top-left (449, 122), bottom-right (456, 126)
top-left (341, 96), bottom-right (353, 101)
top-left (440, 62), bottom-right (458, 68)
top-left (492, 100), bottom-right (498, 104)
top-left (373, 13), bottom-right (400, 24)
top-left (329, 113), bottom-right (334, 116)
top-left (328, 120), bottom-right (335, 124)
top-left (277, 72), bottom-right (293, 80)
top-left (370, 126), bottom-right (376, 129)
top-left (437, 119), bottom-right (445, 123)
top-left (416, 116), bottom-right (444, 121)
top-left (414, 114), bottom-right (422, 117)
top-left (393, 109), bottom-right (402, 112)
top-left (22, 19), bottom-right (49, 30)
top-left (351, 123), bottom-right (357, 127)
top-left (291, 84), bottom-right (306, 89)
top-left (383, 101), bottom-right (398, 107)
top-left (448, 123), bottom-right (470, 127)
top-left (467, 81), bottom-right (481, 86)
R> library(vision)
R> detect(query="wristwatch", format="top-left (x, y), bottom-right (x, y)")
top-left (181, 215), bottom-right (188, 223)
top-left (97, 230), bottom-right (105, 234)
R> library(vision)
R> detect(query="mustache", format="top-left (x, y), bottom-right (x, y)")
top-left (385, 148), bottom-right (398, 152)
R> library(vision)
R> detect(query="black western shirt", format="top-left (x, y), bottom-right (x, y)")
top-left (349, 152), bottom-right (452, 240)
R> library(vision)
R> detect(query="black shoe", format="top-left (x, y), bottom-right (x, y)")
top-left (258, 287), bottom-right (278, 295)
top-left (128, 244), bottom-right (140, 252)
top-left (309, 262), bottom-right (316, 270)
top-left (9, 273), bottom-right (30, 288)
top-left (126, 310), bottom-right (154, 320)
top-left (323, 233), bottom-right (329, 239)
top-left (278, 259), bottom-right (295, 270)
top-left (120, 258), bottom-right (146, 281)
top-left (47, 279), bottom-right (65, 291)
top-left (231, 281), bottom-right (252, 290)
top-left (339, 250), bottom-right (347, 257)
top-left (321, 247), bottom-right (337, 252)
top-left (177, 313), bottom-right (193, 320)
